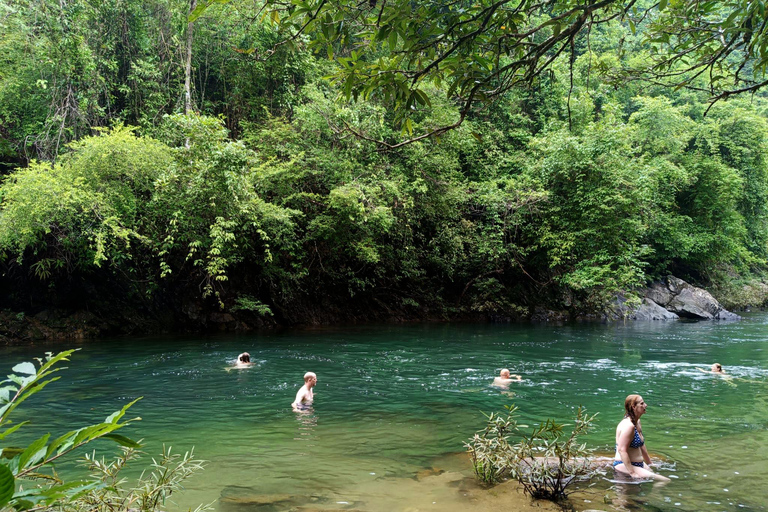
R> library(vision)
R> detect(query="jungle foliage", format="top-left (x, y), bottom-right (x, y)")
top-left (2, 0), bottom-right (768, 329)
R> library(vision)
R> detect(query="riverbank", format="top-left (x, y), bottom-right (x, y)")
top-left (3, 274), bottom-right (757, 343)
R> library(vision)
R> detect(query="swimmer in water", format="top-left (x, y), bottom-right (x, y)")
top-left (493, 368), bottom-right (522, 387)
top-left (613, 394), bottom-right (669, 482)
top-left (698, 363), bottom-right (726, 374)
top-left (234, 352), bottom-right (254, 368)
top-left (292, 372), bottom-right (317, 411)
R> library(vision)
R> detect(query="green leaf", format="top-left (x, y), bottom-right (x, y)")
top-left (11, 480), bottom-right (102, 510)
top-left (16, 434), bottom-right (49, 472)
top-left (104, 397), bottom-right (142, 424)
top-left (10, 363), bottom-right (35, 376)
top-left (658, 0), bottom-right (667, 10)
top-left (0, 421), bottom-right (27, 441)
top-left (0, 464), bottom-right (13, 508)
top-left (102, 433), bottom-right (142, 448)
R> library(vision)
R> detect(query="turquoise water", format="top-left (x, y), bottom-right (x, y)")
top-left (2, 314), bottom-right (768, 511)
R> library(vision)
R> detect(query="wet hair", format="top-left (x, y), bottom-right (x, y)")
top-left (624, 394), bottom-right (643, 436)
top-left (714, 363), bottom-right (722, 371)
top-left (239, 353), bottom-right (250, 363)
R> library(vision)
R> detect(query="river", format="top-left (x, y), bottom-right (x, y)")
top-left (2, 313), bottom-right (767, 511)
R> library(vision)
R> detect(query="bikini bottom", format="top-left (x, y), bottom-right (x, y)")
top-left (613, 460), bottom-right (644, 468)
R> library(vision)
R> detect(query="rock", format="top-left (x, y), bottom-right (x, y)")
top-left (631, 298), bottom-right (679, 321)
top-left (667, 287), bottom-right (716, 319)
top-left (209, 312), bottom-right (235, 323)
top-left (645, 282), bottom-right (674, 307)
top-left (530, 307), bottom-right (569, 323)
top-left (637, 276), bottom-right (740, 321)
top-left (414, 467), bottom-right (445, 481)
top-left (715, 309), bottom-right (741, 321)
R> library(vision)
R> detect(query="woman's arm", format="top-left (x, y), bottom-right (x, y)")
top-left (640, 444), bottom-right (652, 465)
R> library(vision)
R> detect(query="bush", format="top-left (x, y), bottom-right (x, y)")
top-left (466, 405), bottom-right (599, 502)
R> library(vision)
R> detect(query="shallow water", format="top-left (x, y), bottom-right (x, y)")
top-left (3, 314), bottom-right (768, 511)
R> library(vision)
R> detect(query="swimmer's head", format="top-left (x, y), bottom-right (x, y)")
top-left (304, 371), bottom-right (317, 384)
top-left (711, 363), bottom-right (723, 372)
top-left (238, 352), bottom-right (251, 363)
top-left (624, 394), bottom-right (646, 424)
top-left (500, 368), bottom-right (510, 379)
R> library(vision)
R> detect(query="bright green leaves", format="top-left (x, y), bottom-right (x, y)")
top-left (0, 464), bottom-right (14, 508)
top-left (1, 352), bottom-right (142, 511)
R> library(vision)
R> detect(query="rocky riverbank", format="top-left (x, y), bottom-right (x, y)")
top-left (1, 275), bottom-right (751, 343)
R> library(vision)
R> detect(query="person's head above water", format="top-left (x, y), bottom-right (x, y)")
top-left (624, 394), bottom-right (647, 425)
top-left (711, 363), bottom-right (723, 373)
top-left (304, 371), bottom-right (317, 386)
top-left (238, 352), bottom-right (251, 363)
top-left (499, 368), bottom-right (511, 379)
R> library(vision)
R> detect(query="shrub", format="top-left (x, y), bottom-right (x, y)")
top-left (466, 405), bottom-right (599, 502)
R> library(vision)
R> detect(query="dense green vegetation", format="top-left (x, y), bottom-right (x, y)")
top-left (2, 0), bottom-right (768, 334)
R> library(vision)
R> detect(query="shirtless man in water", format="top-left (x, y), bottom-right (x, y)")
top-left (292, 372), bottom-right (317, 411)
top-left (493, 368), bottom-right (522, 386)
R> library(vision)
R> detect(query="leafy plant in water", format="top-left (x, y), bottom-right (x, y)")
top-left (1, 350), bottom-right (141, 510)
top-left (65, 446), bottom-right (209, 512)
top-left (466, 404), bottom-right (599, 502)
top-left (0, 350), bottom-right (206, 512)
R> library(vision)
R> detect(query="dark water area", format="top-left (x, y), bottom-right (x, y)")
top-left (2, 314), bottom-right (768, 511)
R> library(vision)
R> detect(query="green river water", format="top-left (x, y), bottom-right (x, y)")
top-left (2, 314), bottom-right (768, 512)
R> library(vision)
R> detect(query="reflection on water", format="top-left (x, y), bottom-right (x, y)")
top-left (3, 314), bottom-right (768, 511)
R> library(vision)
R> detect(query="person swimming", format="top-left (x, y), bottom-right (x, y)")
top-left (699, 362), bottom-right (725, 374)
top-left (613, 394), bottom-right (669, 481)
top-left (493, 368), bottom-right (522, 387)
top-left (234, 352), bottom-right (253, 367)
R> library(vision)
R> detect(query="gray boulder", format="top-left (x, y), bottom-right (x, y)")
top-left (639, 276), bottom-right (740, 321)
top-left (631, 298), bottom-right (680, 321)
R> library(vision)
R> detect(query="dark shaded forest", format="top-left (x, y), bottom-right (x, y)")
top-left (2, 0), bottom-right (768, 337)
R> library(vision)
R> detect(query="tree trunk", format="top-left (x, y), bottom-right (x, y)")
top-left (184, 0), bottom-right (196, 115)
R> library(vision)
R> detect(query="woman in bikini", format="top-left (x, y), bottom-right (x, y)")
top-left (613, 394), bottom-right (669, 481)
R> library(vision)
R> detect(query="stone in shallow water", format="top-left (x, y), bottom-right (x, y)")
top-left (219, 486), bottom-right (308, 511)
top-left (414, 466), bottom-right (445, 481)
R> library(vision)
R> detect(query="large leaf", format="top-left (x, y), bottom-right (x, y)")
top-left (10, 363), bottom-right (36, 376)
top-left (15, 434), bottom-right (50, 474)
top-left (0, 464), bottom-right (14, 508)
